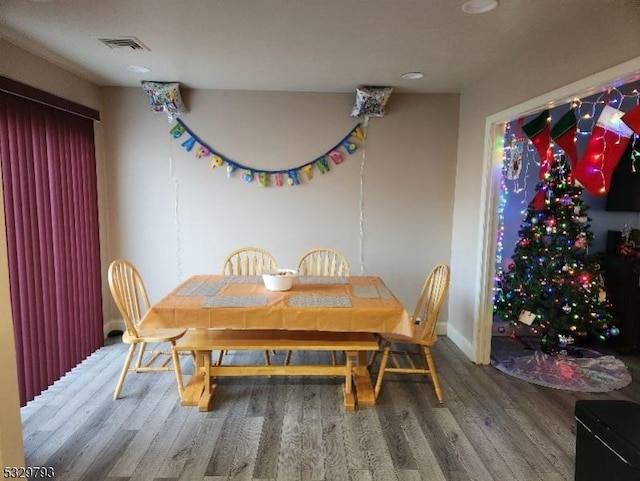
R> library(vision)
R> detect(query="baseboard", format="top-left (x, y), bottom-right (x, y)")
top-left (435, 321), bottom-right (447, 337)
top-left (445, 322), bottom-right (476, 362)
top-left (103, 318), bottom-right (125, 339)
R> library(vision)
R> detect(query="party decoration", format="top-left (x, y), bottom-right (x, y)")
top-left (141, 81), bottom-right (186, 122)
top-left (195, 145), bottom-right (209, 159)
top-left (170, 123), bottom-right (186, 138)
top-left (258, 172), bottom-right (269, 187)
top-left (328, 150), bottom-right (344, 165)
top-left (287, 170), bottom-right (300, 186)
top-left (301, 165), bottom-right (314, 181)
top-left (242, 170), bottom-right (254, 183)
top-left (350, 86), bottom-right (393, 118)
top-left (572, 105), bottom-right (634, 195)
top-left (181, 136), bottom-right (196, 151)
top-left (171, 119), bottom-right (363, 187)
top-left (522, 109), bottom-right (553, 180)
top-left (317, 157), bottom-right (330, 174)
top-left (209, 155), bottom-right (224, 169)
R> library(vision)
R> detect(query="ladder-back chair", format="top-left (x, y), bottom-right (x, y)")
top-left (372, 263), bottom-right (450, 403)
top-left (221, 247), bottom-right (277, 276)
top-left (220, 247), bottom-right (278, 364)
top-left (108, 259), bottom-right (186, 400)
top-left (297, 247), bottom-right (350, 277)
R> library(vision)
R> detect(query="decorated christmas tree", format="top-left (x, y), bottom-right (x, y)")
top-left (494, 155), bottom-right (614, 352)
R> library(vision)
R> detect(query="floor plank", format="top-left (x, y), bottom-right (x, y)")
top-left (20, 336), bottom-right (640, 481)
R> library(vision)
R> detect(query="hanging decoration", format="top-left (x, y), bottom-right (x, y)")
top-left (550, 107), bottom-right (579, 180)
top-left (522, 109), bottom-right (553, 180)
top-left (621, 104), bottom-right (640, 135)
top-left (350, 86), bottom-right (393, 122)
top-left (142, 81), bottom-right (187, 122)
top-left (572, 105), bottom-right (634, 196)
top-left (170, 119), bottom-right (365, 187)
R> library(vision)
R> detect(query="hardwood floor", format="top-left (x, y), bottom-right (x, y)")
top-left (21, 336), bottom-right (640, 481)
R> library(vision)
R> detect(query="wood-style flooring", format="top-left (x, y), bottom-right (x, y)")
top-left (21, 336), bottom-right (640, 481)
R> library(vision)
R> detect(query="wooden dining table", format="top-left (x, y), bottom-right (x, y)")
top-left (139, 274), bottom-right (414, 409)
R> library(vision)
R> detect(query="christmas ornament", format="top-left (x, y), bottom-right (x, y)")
top-left (609, 326), bottom-right (620, 337)
top-left (522, 109), bottom-right (553, 179)
top-left (506, 138), bottom-right (524, 180)
top-left (573, 105), bottom-right (634, 195)
top-left (562, 304), bottom-right (572, 313)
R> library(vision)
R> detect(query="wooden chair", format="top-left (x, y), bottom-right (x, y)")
top-left (296, 247), bottom-right (350, 277)
top-left (372, 263), bottom-right (450, 404)
top-left (285, 248), bottom-right (351, 365)
top-left (221, 247), bottom-right (277, 276)
top-left (108, 259), bottom-right (186, 400)
top-left (220, 247), bottom-right (278, 364)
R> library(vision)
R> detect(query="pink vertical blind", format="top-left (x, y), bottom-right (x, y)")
top-left (0, 92), bottom-right (103, 406)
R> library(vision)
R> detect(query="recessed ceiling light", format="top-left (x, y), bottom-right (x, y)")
top-left (462, 0), bottom-right (499, 14)
top-left (401, 72), bottom-right (424, 80)
top-left (127, 65), bottom-right (152, 73)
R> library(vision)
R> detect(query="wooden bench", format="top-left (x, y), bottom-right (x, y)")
top-left (173, 329), bottom-right (380, 412)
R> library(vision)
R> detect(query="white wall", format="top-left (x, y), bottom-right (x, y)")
top-left (101, 88), bottom-right (459, 326)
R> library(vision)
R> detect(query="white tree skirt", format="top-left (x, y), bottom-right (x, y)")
top-left (492, 349), bottom-right (632, 392)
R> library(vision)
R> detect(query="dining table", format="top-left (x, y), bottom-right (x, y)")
top-left (139, 274), bottom-right (414, 410)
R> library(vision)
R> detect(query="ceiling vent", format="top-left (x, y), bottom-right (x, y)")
top-left (95, 36), bottom-right (150, 51)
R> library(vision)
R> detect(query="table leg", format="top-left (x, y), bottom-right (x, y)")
top-left (198, 350), bottom-right (216, 412)
top-left (344, 352), bottom-right (356, 411)
top-left (354, 351), bottom-right (376, 407)
top-left (181, 350), bottom-right (208, 407)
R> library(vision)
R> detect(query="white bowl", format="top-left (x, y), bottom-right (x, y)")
top-left (262, 269), bottom-right (298, 291)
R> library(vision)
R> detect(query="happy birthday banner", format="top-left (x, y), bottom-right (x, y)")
top-left (170, 119), bottom-right (365, 187)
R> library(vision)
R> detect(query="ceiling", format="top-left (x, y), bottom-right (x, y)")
top-left (1, 0), bottom-right (640, 94)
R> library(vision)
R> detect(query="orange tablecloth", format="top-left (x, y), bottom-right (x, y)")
top-left (139, 275), bottom-right (413, 337)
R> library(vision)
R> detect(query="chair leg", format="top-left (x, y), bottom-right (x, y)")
top-left (171, 341), bottom-right (185, 400)
top-left (114, 343), bottom-right (137, 400)
top-left (368, 349), bottom-right (379, 369)
top-left (215, 350), bottom-right (224, 366)
top-left (374, 343), bottom-right (391, 399)
top-left (264, 350), bottom-right (271, 365)
top-left (330, 351), bottom-right (337, 366)
top-left (135, 341), bottom-right (147, 370)
top-left (423, 346), bottom-right (443, 403)
top-left (284, 350), bottom-right (292, 365)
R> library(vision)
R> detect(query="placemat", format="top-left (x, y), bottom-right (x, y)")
top-left (176, 281), bottom-right (223, 297)
top-left (202, 295), bottom-right (270, 307)
top-left (220, 275), bottom-right (263, 284)
top-left (352, 285), bottom-right (394, 299)
top-left (288, 295), bottom-right (352, 308)
top-left (298, 276), bottom-right (348, 284)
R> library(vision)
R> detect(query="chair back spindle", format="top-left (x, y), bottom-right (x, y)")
top-left (297, 248), bottom-right (350, 276)
top-left (221, 247), bottom-right (277, 276)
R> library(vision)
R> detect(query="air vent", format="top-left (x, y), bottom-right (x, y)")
top-left (95, 36), bottom-right (150, 51)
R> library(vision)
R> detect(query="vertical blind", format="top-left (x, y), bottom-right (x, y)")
top-left (0, 92), bottom-right (103, 406)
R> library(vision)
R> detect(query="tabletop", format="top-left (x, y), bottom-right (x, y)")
top-left (139, 274), bottom-right (413, 337)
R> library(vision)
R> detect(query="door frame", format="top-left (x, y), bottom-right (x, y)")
top-left (475, 57), bottom-right (640, 365)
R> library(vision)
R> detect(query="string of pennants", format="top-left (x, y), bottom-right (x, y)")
top-left (170, 118), bottom-right (366, 187)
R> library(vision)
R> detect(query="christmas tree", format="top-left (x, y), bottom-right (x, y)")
top-left (494, 156), bottom-right (613, 352)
